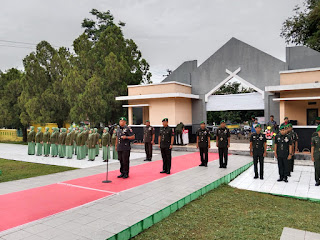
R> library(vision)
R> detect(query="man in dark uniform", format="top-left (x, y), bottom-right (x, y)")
top-left (216, 120), bottom-right (230, 168)
top-left (311, 126), bottom-right (320, 186)
top-left (175, 122), bottom-right (184, 145)
top-left (312, 117), bottom-right (320, 137)
top-left (196, 121), bottom-right (211, 167)
top-left (143, 120), bottom-right (155, 161)
top-left (274, 125), bottom-right (293, 183)
top-left (287, 123), bottom-right (298, 174)
top-left (250, 124), bottom-right (266, 179)
top-left (159, 118), bottom-right (174, 174)
top-left (280, 117), bottom-right (289, 128)
top-left (115, 117), bottom-right (135, 179)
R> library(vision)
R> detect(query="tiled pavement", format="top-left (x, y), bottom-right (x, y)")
top-left (281, 227), bottom-right (320, 240)
top-left (0, 143), bottom-right (147, 168)
top-left (0, 152), bottom-right (252, 240)
top-left (229, 162), bottom-right (320, 200)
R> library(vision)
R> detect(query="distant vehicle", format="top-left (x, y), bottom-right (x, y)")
top-left (243, 125), bottom-right (251, 131)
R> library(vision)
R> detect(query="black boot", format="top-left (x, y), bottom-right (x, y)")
top-left (123, 174), bottom-right (129, 179)
top-left (160, 170), bottom-right (166, 173)
top-left (315, 181), bottom-right (320, 186)
top-left (284, 177), bottom-right (288, 183)
top-left (277, 178), bottom-right (283, 182)
top-left (117, 173), bottom-right (124, 178)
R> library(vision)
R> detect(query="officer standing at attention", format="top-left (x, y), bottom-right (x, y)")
top-left (143, 120), bottom-right (155, 161)
top-left (250, 124), bottom-right (267, 179)
top-left (312, 117), bottom-right (320, 137)
top-left (115, 117), bottom-right (135, 179)
top-left (35, 127), bottom-right (43, 156)
top-left (311, 126), bottom-right (320, 186)
top-left (65, 128), bottom-right (73, 159)
top-left (274, 125), bottom-right (293, 182)
top-left (88, 129), bottom-right (96, 161)
top-left (159, 118), bottom-right (175, 174)
top-left (216, 120), bottom-right (230, 168)
top-left (27, 126), bottom-right (36, 155)
top-left (101, 127), bottom-right (111, 162)
top-left (43, 127), bottom-right (51, 157)
top-left (287, 123), bottom-right (298, 175)
top-left (50, 127), bottom-right (58, 157)
top-left (196, 121), bottom-right (211, 167)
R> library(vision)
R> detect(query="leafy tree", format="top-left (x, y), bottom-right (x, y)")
top-left (214, 82), bottom-right (254, 95)
top-left (281, 0), bottom-right (320, 51)
top-left (19, 41), bottom-right (72, 127)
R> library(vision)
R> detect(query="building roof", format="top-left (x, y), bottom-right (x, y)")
top-left (265, 82), bottom-right (320, 92)
top-left (116, 92), bottom-right (200, 101)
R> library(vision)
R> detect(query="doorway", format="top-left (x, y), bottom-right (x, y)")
top-left (307, 108), bottom-right (318, 125)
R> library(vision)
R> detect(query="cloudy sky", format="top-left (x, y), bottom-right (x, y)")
top-left (0, 0), bottom-right (304, 82)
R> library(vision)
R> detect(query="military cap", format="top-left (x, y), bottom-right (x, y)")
top-left (145, 120), bottom-right (150, 122)
top-left (287, 123), bottom-right (293, 127)
top-left (220, 120), bottom-right (226, 123)
top-left (200, 121), bottom-right (205, 124)
top-left (162, 118), bottom-right (168, 122)
top-left (280, 125), bottom-right (286, 130)
top-left (316, 117), bottom-right (320, 121)
top-left (119, 117), bottom-right (127, 121)
top-left (284, 117), bottom-right (288, 120)
top-left (255, 124), bottom-right (261, 128)
top-left (317, 125), bottom-right (320, 132)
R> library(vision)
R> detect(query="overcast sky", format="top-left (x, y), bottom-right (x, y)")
top-left (0, 0), bottom-right (304, 82)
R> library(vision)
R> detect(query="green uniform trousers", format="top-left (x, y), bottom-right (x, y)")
top-left (43, 143), bottom-right (50, 156)
top-left (66, 145), bottom-right (73, 159)
top-left (102, 146), bottom-right (111, 161)
top-left (76, 146), bottom-right (82, 160)
top-left (95, 144), bottom-right (99, 156)
top-left (58, 145), bottom-right (66, 158)
top-left (112, 145), bottom-right (118, 160)
top-left (73, 142), bottom-right (77, 155)
top-left (36, 143), bottom-right (43, 156)
top-left (51, 144), bottom-right (58, 157)
top-left (88, 148), bottom-right (96, 160)
top-left (28, 142), bottom-right (35, 155)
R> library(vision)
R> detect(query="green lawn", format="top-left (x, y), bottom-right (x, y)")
top-left (134, 185), bottom-right (320, 240)
top-left (0, 141), bottom-right (27, 145)
top-left (0, 158), bottom-right (76, 183)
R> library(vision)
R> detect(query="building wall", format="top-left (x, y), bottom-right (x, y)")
top-left (162, 60), bottom-right (197, 85)
top-left (280, 89), bottom-right (320, 98)
top-left (128, 83), bottom-right (191, 96)
top-left (280, 70), bottom-right (320, 85)
top-left (280, 100), bottom-right (320, 126)
top-left (286, 46), bottom-right (320, 70)
top-left (128, 98), bottom-right (192, 125)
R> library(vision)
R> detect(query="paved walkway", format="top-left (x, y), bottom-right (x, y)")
top-left (0, 143), bottom-right (147, 168)
top-left (281, 227), bottom-right (320, 240)
top-left (0, 152), bottom-right (252, 240)
top-left (229, 162), bottom-right (320, 200)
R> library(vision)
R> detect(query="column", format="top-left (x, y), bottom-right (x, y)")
top-left (128, 107), bottom-right (133, 125)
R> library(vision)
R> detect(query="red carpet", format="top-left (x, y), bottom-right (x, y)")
top-left (0, 152), bottom-right (218, 232)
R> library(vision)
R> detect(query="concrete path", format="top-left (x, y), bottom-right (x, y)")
top-left (0, 143), bottom-right (147, 168)
top-left (281, 227), bottom-right (320, 240)
top-left (229, 162), bottom-right (320, 200)
top-left (0, 152), bottom-right (252, 240)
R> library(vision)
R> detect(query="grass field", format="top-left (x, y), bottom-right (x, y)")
top-left (134, 185), bottom-right (320, 240)
top-left (0, 158), bottom-right (76, 183)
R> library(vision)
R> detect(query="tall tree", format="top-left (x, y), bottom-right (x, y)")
top-left (70, 9), bottom-right (152, 124)
top-left (281, 0), bottom-right (320, 51)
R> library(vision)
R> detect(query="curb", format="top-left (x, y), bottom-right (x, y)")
top-left (107, 161), bottom-right (253, 240)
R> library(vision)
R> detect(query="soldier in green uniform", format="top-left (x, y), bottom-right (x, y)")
top-left (88, 129), bottom-right (96, 161)
top-left (83, 126), bottom-right (89, 156)
top-left (143, 120), bottom-right (155, 161)
top-left (94, 128), bottom-right (100, 157)
top-left (111, 126), bottom-right (118, 160)
top-left (311, 126), bottom-right (320, 186)
top-left (73, 127), bottom-right (79, 155)
top-left (70, 127), bottom-right (76, 155)
top-left (312, 117), bottom-right (320, 137)
top-left (35, 127), bottom-right (43, 156)
top-left (159, 118), bottom-right (174, 174)
top-left (216, 120), bottom-right (230, 168)
top-left (175, 122), bottom-right (184, 145)
top-left (76, 127), bottom-right (83, 160)
top-left (43, 127), bottom-right (51, 157)
top-left (65, 128), bottom-right (73, 159)
top-left (287, 123), bottom-right (299, 175)
top-left (115, 117), bottom-right (135, 178)
top-left (250, 124), bottom-right (267, 179)
top-left (58, 128), bottom-right (67, 158)
top-left (196, 121), bottom-right (211, 167)
top-left (274, 125), bottom-right (293, 182)
top-left (27, 126), bottom-right (36, 155)
top-left (101, 127), bottom-right (111, 162)
top-left (51, 128), bottom-right (59, 157)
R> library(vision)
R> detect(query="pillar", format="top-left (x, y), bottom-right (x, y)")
top-left (128, 107), bottom-right (133, 125)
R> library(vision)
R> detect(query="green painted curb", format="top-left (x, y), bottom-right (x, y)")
top-left (106, 161), bottom-right (253, 240)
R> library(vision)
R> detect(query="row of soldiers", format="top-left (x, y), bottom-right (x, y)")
top-left (27, 126), bottom-right (118, 161)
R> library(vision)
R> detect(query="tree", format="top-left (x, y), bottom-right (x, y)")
top-left (281, 0), bottom-right (320, 51)
top-left (19, 41), bottom-right (72, 127)
top-left (70, 9), bottom-right (152, 124)
top-left (214, 82), bottom-right (254, 95)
